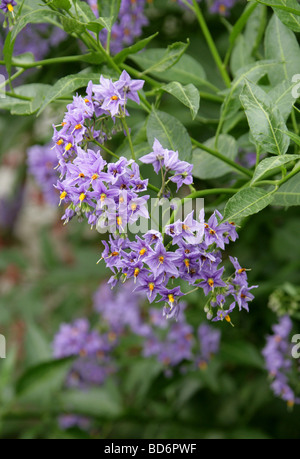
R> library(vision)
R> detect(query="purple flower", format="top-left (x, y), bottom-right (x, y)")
top-left (0, 0), bottom-right (17, 13)
top-left (135, 272), bottom-right (165, 303)
top-left (212, 302), bottom-right (235, 322)
top-left (139, 138), bottom-right (167, 174)
top-left (115, 70), bottom-right (144, 104)
top-left (144, 242), bottom-right (179, 279)
top-left (198, 267), bottom-right (226, 296)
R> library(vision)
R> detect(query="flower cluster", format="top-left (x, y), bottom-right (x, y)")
top-left (52, 71), bottom-right (145, 226)
top-left (54, 280), bottom-right (221, 430)
top-left (53, 72), bottom-right (256, 324)
top-left (27, 144), bottom-right (59, 206)
top-left (87, 0), bottom-right (149, 55)
top-left (262, 316), bottom-right (300, 408)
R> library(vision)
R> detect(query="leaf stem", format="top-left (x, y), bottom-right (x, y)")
top-left (191, 0), bottom-right (231, 88)
top-left (191, 137), bottom-right (253, 177)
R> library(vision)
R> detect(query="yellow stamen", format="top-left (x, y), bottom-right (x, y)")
top-left (108, 332), bottom-right (117, 342)
top-left (75, 124), bottom-right (82, 130)
top-left (198, 361), bottom-right (208, 371)
top-left (139, 248), bottom-right (147, 256)
top-left (182, 224), bottom-right (189, 231)
top-left (225, 315), bottom-right (231, 322)
top-left (219, 4), bottom-right (226, 14)
top-left (134, 268), bottom-right (140, 277)
top-left (65, 143), bottom-right (72, 151)
top-left (184, 258), bottom-right (190, 268)
top-left (159, 256), bottom-right (164, 263)
top-left (61, 122), bottom-right (67, 126)
top-left (56, 139), bottom-right (64, 146)
top-left (60, 191), bottom-right (67, 200)
top-left (119, 196), bottom-right (124, 203)
top-left (111, 95), bottom-right (118, 100)
top-left (168, 294), bottom-right (174, 303)
top-left (79, 193), bottom-right (86, 202)
top-left (208, 278), bottom-right (214, 287)
top-left (8, 4), bottom-right (14, 12)
top-left (238, 268), bottom-right (246, 274)
top-left (79, 173), bottom-right (85, 178)
top-left (287, 400), bottom-right (295, 408)
top-left (91, 174), bottom-right (98, 180)
top-left (100, 193), bottom-right (106, 201)
top-left (149, 283), bottom-right (154, 292)
top-left (111, 251), bottom-right (119, 257)
top-left (131, 203), bottom-right (137, 211)
top-left (84, 98), bottom-right (89, 103)
top-left (117, 217), bottom-right (122, 226)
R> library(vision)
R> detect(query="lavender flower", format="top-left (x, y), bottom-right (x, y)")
top-left (262, 316), bottom-right (300, 407)
top-left (0, 0), bottom-right (17, 13)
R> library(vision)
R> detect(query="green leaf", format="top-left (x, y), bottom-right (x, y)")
top-left (47, 0), bottom-right (71, 10)
top-left (97, 0), bottom-right (121, 24)
top-left (192, 134), bottom-right (238, 179)
top-left (230, 36), bottom-right (255, 77)
top-left (162, 82), bottom-right (200, 120)
top-left (273, 172), bottom-right (300, 206)
top-left (244, 4), bottom-right (267, 54)
top-left (87, 17), bottom-right (114, 33)
top-left (220, 60), bottom-right (279, 134)
top-left (16, 358), bottom-right (74, 400)
top-left (25, 322), bottom-right (51, 366)
top-left (61, 16), bottom-right (85, 34)
top-left (114, 33), bottom-right (159, 65)
top-left (60, 385), bottom-right (123, 418)
top-left (0, 84), bottom-right (51, 115)
top-left (240, 80), bottom-right (290, 155)
top-left (265, 14), bottom-right (300, 86)
top-left (11, 10), bottom-right (61, 42)
top-left (37, 73), bottom-right (101, 115)
top-left (3, 31), bottom-right (13, 78)
top-left (229, 2), bottom-right (259, 46)
top-left (252, 155), bottom-right (300, 183)
top-left (223, 187), bottom-right (275, 223)
top-left (131, 51), bottom-right (207, 89)
top-left (124, 359), bottom-right (162, 403)
top-left (282, 130), bottom-right (300, 146)
top-left (146, 108), bottom-right (192, 162)
top-left (268, 80), bottom-right (298, 121)
top-left (72, 0), bottom-right (97, 22)
top-left (142, 41), bottom-right (190, 75)
top-left (257, 0), bottom-right (300, 31)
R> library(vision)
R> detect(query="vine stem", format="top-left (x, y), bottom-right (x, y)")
top-left (191, 0), bottom-right (231, 88)
top-left (121, 118), bottom-right (135, 160)
top-left (93, 140), bottom-right (120, 160)
top-left (191, 138), bottom-right (253, 178)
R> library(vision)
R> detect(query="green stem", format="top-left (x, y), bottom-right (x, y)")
top-left (93, 140), bottom-right (120, 160)
top-left (277, 165), bottom-right (300, 187)
top-left (0, 68), bottom-right (25, 91)
top-left (165, 187), bottom-right (237, 228)
top-left (0, 54), bottom-right (95, 69)
top-left (0, 91), bottom-right (31, 101)
top-left (191, 138), bottom-right (253, 178)
top-left (121, 118), bottom-right (135, 160)
top-left (191, 0), bottom-right (231, 88)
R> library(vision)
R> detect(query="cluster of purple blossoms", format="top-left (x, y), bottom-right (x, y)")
top-left (52, 71), bottom-right (145, 226)
top-left (87, 0), bottom-right (149, 55)
top-left (53, 73), bottom-right (256, 324)
top-left (27, 144), bottom-right (59, 206)
top-left (262, 316), bottom-right (300, 408)
top-left (99, 143), bottom-right (256, 322)
top-left (54, 280), bottom-right (221, 430)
